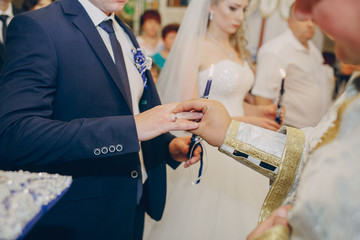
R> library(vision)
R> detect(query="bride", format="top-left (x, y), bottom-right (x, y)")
top-left (144, 0), bottom-right (281, 239)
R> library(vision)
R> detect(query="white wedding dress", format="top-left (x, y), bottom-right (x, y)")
top-left (143, 60), bottom-right (269, 240)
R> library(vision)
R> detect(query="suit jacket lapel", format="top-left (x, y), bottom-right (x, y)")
top-left (116, 18), bottom-right (159, 112)
top-left (62, 0), bottom-right (133, 113)
top-left (117, 19), bottom-right (140, 49)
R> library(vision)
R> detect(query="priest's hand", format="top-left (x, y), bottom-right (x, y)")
top-left (247, 205), bottom-right (291, 240)
top-left (173, 99), bottom-right (231, 147)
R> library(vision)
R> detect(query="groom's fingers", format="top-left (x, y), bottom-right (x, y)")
top-left (183, 145), bottom-right (201, 168)
top-left (184, 155), bottom-right (200, 168)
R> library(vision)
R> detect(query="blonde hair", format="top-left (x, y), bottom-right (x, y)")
top-left (231, 23), bottom-right (251, 62)
top-left (211, 0), bottom-right (252, 63)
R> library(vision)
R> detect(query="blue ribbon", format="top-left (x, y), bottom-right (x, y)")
top-left (187, 135), bottom-right (204, 184)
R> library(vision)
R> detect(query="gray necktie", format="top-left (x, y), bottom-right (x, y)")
top-left (0, 15), bottom-right (8, 44)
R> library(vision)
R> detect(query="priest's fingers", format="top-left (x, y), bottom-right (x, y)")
top-left (246, 206), bottom-right (290, 240)
top-left (273, 207), bottom-right (289, 226)
top-left (174, 111), bottom-right (203, 121)
top-left (173, 98), bottom-right (209, 113)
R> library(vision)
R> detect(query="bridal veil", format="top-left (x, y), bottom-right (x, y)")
top-left (156, 0), bottom-right (211, 104)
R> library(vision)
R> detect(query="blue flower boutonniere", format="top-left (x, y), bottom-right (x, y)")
top-left (131, 47), bottom-right (152, 90)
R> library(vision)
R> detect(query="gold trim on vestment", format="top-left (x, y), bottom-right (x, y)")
top-left (314, 92), bottom-right (360, 151)
top-left (219, 121), bottom-right (305, 223)
top-left (253, 225), bottom-right (290, 240)
top-left (219, 120), bottom-right (280, 180)
top-left (258, 127), bottom-right (305, 222)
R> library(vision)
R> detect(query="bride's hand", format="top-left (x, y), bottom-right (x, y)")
top-left (259, 104), bottom-right (285, 123)
top-left (234, 116), bottom-right (281, 131)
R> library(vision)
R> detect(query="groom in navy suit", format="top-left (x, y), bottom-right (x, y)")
top-left (0, 0), bottom-right (201, 239)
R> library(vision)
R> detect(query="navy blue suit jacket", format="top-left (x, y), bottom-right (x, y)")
top-left (0, 0), bottom-right (179, 239)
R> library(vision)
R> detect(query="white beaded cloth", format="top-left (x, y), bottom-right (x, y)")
top-left (0, 170), bottom-right (72, 240)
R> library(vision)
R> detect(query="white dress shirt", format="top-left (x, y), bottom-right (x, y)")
top-left (252, 29), bottom-right (334, 128)
top-left (78, 0), bottom-right (147, 182)
top-left (0, 3), bottom-right (15, 43)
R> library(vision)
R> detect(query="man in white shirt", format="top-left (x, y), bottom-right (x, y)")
top-left (252, 4), bottom-right (334, 128)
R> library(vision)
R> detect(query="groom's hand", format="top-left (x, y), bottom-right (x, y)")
top-left (134, 102), bottom-right (203, 141)
top-left (173, 99), bottom-right (231, 147)
top-left (169, 136), bottom-right (202, 167)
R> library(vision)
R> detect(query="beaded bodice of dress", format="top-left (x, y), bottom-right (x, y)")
top-left (198, 60), bottom-right (254, 116)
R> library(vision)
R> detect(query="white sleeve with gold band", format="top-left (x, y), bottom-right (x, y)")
top-left (219, 120), bottom-right (306, 222)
